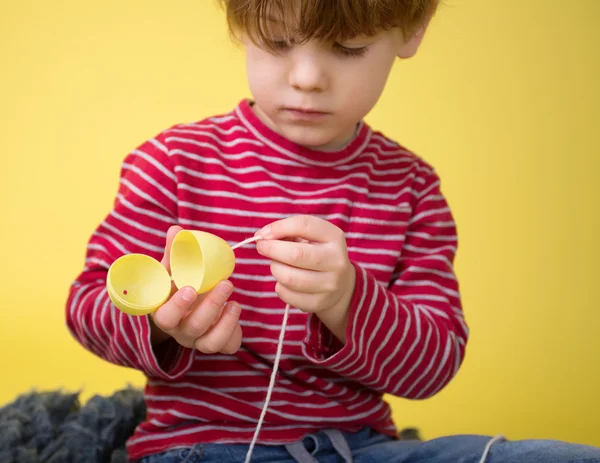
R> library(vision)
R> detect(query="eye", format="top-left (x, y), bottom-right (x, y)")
top-left (334, 43), bottom-right (369, 58)
top-left (268, 39), bottom-right (291, 51)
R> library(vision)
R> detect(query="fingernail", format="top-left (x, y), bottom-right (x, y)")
top-left (182, 287), bottom-right (196, 302)
top-left (219, 281), bottom-right (233, 294)
top-left (229, 302), bottom-right (241, 316)
top-left (257, 226), bottom-right (271, 239)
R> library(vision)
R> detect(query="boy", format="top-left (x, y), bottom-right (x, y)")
top-left (66, 0), bottom-right (600, 462)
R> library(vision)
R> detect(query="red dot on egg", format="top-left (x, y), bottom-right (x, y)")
top-left (123, 290), bottom-right (128, 295)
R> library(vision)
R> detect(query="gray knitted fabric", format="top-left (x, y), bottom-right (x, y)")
top-left (0, 387), bottom-right (145, 463)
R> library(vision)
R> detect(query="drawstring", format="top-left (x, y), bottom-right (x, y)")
top-left (323, 429), bottom-right (353, 462)
top-left (284, 441), bottom-right (318, 463)
top-left (284, 429), bottom-right (353, 463)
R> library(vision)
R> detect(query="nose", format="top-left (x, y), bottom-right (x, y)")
top-left (288, 51), bottom-right (329, 92)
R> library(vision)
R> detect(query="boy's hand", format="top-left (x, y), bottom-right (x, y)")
top-left (148, 226), bottom-right (243, 355)
top-left (255, 216), bottom-right (356, 342)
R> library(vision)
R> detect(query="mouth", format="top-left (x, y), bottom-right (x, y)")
top-left (282, 107), bottom-right (330, 120)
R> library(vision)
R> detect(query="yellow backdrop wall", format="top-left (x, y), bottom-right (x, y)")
top-left (1, 0), bottom-right (598, 447)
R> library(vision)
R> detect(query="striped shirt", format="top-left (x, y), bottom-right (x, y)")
top-left (66, 99), bottom-right (468, 460)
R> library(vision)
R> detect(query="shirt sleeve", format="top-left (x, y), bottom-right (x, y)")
top-left (302, 168), bottom-right (468, 399)
top-left (65, 133), bottom-right (195, 380)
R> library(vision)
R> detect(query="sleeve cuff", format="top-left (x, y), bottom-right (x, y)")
top-left (129, 314), bottom-right (195, 380)
top-left (302, 262), bottom-right (366, 368)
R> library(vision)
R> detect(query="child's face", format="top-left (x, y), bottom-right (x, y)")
top-left (243, 27), bottom-right (418, 151)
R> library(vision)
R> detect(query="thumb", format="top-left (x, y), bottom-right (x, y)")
top-left (160, 225), bottom-right (183, 272)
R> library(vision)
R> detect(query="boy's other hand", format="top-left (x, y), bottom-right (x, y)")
top-left (255, 216), bottom-right (356, 342)
top-left (148, 225), bottom-right (243, 355)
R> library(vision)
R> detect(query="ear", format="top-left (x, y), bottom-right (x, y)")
top-left (397, 8), bottom-right (436, 59)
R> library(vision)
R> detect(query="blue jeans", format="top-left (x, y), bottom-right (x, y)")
top-left (136, 427), bottom-right (600, 463)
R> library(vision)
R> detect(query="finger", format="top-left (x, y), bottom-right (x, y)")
top-left (256, 239), bottom-right (333, 271)
top-left (270, 261), bottom-right (332, 294)
top-left (274, 282), bottom-right (328, 314)
top-left (178, 281), bottom-right (234, 340)
top-left (221, 316), bottom-right (243, 354)
top-left (194, 301), bottom-right (242, 354)
top-left (160, 225), bottom-right (183, 272)
top-left (256, 215), bottom-right (343, 243)
top-left (279, 237), bottom-right (308, 244)
top-left (152, 286), bottom-right (197, 332)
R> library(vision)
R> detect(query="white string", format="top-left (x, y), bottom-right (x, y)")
top-left (478, 435), bottom-right (505, 463)
top-left (229, 235), bottom-right (291, 463)
top-left (244, 302), bottom-right (291, 463)
top-left (232, 236), bottom-right (262, 251)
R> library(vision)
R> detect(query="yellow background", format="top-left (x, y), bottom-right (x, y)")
top-left (1, 0), bottom-right (599, 448)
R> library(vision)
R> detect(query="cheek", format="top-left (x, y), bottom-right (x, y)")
top-left (246, 52), bottom-right (281, 103)
top-left (342, 57), bottom-right (394, 112)
top-left (340, 76), bottom-right (382, 117)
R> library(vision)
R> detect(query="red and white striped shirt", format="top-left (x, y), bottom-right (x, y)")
top-left (66, 99), bottom-right (468, 460)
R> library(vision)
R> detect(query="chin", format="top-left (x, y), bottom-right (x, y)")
top-left (281, 126), bottom-right (342, 150)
